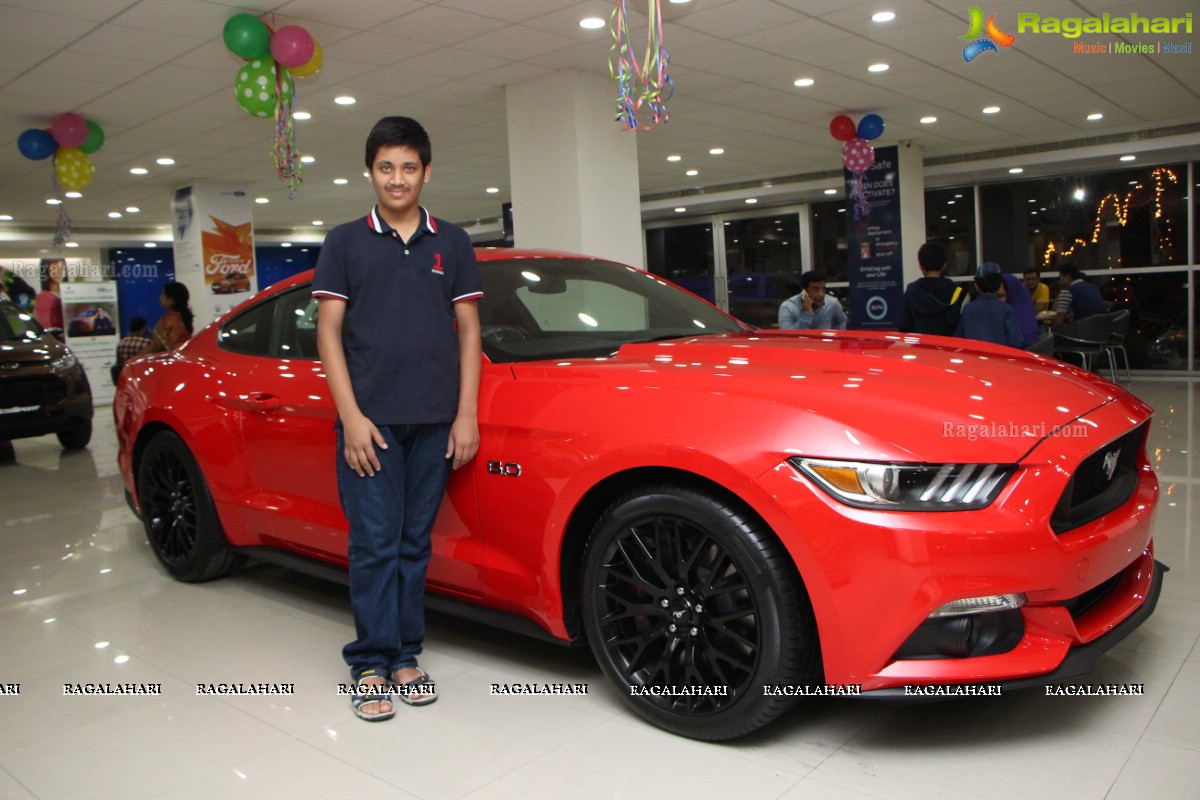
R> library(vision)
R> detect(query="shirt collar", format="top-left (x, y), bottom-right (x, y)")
top-left (366, 205), bottom-right (438, 236)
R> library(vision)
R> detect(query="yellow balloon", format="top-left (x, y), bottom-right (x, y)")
top-left (290, 39), bottom-right (322, 77)
top-left (54, 147), bottom-right (95, 191)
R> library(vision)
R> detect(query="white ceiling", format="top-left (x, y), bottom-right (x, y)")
top-left (1, 0), bottom-right (1198, 256)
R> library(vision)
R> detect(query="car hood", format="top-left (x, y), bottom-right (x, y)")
top-left (0, 336), bottom-right (62, 366)
top-left (511, 330), bottom-right (1131, 465)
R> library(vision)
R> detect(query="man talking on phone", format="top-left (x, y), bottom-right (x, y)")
top-left (778, 270), bottom-right (848, 330)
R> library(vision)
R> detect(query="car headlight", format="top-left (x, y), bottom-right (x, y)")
top-left (790, 458), bottom-right (1014, 510)
top-left (51, 351), bottom-right (78, 372)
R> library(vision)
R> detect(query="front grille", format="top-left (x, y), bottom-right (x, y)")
top-left (0, 376), bottom-right (67, 410)
top-left (1050, 423), bottom-right (1145, 534)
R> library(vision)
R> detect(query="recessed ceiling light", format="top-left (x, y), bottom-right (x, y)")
top-left (982, 105), bottom-right (1000, 114)
top-left (745, 198), bottom-right (757, 204)
top-left (1008, 167), bottom-right (1024, 174)
top-left (334, 95), bottom-right (356, 105)
top-left (46, 198), bottom-right (62, 205)
top-left (64, 241), bottom-right (79, 248)
top-left (0, 215), bottom-right (12, 221)
top-left (312, 220), bottom-right (324, 226)
top-left (1087, 112), bottom-right (1103, 121)
top-left (579, 17), bottom-right (605, 29)
top-left (255, 197), bottom-right (269, 204)
top-left (920, 116), bottom-right (937, 124)
top-left (300, 155), bottom-right (315, 163)
top-left (108, 211), bottom-right (122, 218)
top-left (294, 111), bottom-right (312, 120)
top-left (868, 63), bottom-right (889, 73)
top-left (156, 157), bottom-right (175, 165)
top-left (793, 78), bottom-right (814, 87)
top-left (486, 187), bottom-right (499, 193)
top-left (709, 147), bottom-right (724, 155)
top-left (125, 206), bottom-right (139, 213)
top-left (674, 207), bottom-right (687, 213)
top-left (144, 242), bottom-right (157, 248)
top-left (872, 12), bottom-right (896, 22)
top-left (333, 178), bottom-right (349, 185)
top-left (1074, 189), bottom-right (1086, 200)
top-left (64, 191), bottom-right (82, 199)
top-left (824, 188), bottom-right (837, 195)
top-left (668, 0), bottom-right (691, 4)
top-left (1120, 154), bottom-right (1136, 161)
top-left (281, 242), bottom-right (292, 248)
top-left (130, 167), bottom-right (148, 175)
top-left (667, 154), bottom-right (682, 162)
top-left (686, 169), bottom-right (698, 176)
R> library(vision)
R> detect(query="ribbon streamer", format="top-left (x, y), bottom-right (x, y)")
top-left (273, 67), bottom-right (303, 197)
top-left (608, 0), bottom-right (674, 131)
top-left (50, 167), bottom-right (71, 247)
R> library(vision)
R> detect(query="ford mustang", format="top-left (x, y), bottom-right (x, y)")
top-left (114, 249), bottom-right (1164, 740)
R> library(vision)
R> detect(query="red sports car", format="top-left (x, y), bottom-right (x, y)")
top-left (114, 249), bottom-right (1164, 740)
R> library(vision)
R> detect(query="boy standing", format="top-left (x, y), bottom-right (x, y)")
top-left (956, 262), bottom-right (1022, 348)
top-left (313, 117), bottom-right (483, 722)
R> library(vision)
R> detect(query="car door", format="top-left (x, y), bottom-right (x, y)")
top-left (220, 286), bottom-right (483, 594)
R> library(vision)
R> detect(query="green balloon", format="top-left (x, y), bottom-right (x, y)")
top-left (80, 120), bottom-right (105, 154)
top-left (223, 13), bottom-right (270, 59)
top-left (234, 58), bottom-right (292, 118)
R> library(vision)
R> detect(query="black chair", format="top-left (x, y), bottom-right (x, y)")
top-left (1053, 314), bottom-right (1116, 379)
top-left (1102, 309), bottom-right (1132, 382)
top-left (1026, 332), bottom-right (1056, 356)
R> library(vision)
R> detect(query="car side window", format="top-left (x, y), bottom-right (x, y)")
top-left (217, 285), bottom-right (321, 360)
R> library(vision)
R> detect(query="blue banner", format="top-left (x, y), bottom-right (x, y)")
top-left (845, 145), bottom-right (903, 329)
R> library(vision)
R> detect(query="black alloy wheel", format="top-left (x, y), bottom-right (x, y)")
top-left (137, 431), bottom-right (244, 582)
top-left (582, 484), bottom-right (820, 740)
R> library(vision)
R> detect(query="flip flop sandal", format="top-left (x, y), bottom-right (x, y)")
top-left (351, 669), bottom-right (396, 722)
top-left (392, 667), bottom-right (437, 706)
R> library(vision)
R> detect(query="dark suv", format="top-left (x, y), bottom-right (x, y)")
top-left (0, 297), bottom-right (93, 449)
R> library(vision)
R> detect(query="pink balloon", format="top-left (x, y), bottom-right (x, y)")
top-left (270, 25), bottom-right (315, 68)
top-left (51, 112), bottom-right (88, 149)
top-left (841, 137), bottom-right (875, 172)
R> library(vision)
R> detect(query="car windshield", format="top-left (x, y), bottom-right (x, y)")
top-left (0, 302), bottom-right (44, 343)
top-left (479, 258), bottom-right (748, 363)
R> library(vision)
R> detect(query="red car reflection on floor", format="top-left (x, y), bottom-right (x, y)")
top-left (114, 249), bottom-right (1163, 740)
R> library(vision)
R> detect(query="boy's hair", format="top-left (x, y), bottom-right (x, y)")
top-left (1024, 268), bottom-right (1040, 278)
top-left (365, 116), bottom-right (432, 169)
top-left (975, 272), bottom-right (1003, 294)
top-left (917, 242), bottom-right (946, 272)
top-left (129, 316), bottom-right (147, 333)
top-left (800, 270), bottom-right (827, 290)
top-left (1058, 263), bottom-right (1084, 281)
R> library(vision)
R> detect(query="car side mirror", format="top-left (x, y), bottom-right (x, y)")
top-left (45, 326), bottom-right (65, 342)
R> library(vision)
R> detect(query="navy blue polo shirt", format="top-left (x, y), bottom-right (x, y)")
top-left (311, 205), bottom-right (483, 425)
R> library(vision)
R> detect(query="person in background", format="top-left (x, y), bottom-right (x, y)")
top-left (957, 263), bottom-right (1022, 348)
top-left (1052, 264), bottom-right (1107, 327)
top-left (1000, 273), bottom-right (1039, 348)
top-left (778, 270), bottom-right (847, 330)
top-left (111, 316), bottom-right (150, 382)
top-left (897, 241), bottom-right (965, 336)
top-left (1023, 268), bottom-right (1050, 313)
top-left (34, 259), bottom-right (64, 329)
top-left (142, 282), bottom-right (194, 353)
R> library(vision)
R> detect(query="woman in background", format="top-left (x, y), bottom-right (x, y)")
top-left (1001, 272), bottom-right (1039, 349)
top-left (143, 281), bottom-right (194, 353)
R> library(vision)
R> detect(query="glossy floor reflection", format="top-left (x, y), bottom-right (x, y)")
top-left (1, 379), bottom-right (1198, 800)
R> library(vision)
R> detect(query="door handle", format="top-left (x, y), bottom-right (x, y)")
top-left (215, 391), bottom-right (281, 413)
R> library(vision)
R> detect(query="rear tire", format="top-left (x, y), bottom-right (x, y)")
top-left (581, 484), bottom-right (821, 740)
top-left (137, 431), bottom-right (245, 582)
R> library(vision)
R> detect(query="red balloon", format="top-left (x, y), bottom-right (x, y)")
top-left (830, 114), bottom-right (856, 142)
top-left (51, 112), bottom-right (88, 149)
top-left (270, 25), bottom-right (315, 68)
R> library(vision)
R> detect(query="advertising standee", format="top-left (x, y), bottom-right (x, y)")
top-left (845, 144), bottom-right (904, 330)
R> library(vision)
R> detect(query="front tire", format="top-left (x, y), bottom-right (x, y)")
top-left (56, 421), bottom-right (92, 449)
top-left (581, 484), bottom-right (821, 740)
top-left (137, 431), bottom-right (244, 582)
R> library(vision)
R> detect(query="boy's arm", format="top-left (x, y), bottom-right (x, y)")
top-left (447, 300), bottom-right (481, 470)
top-left (317, 297), bottom-right (386, 477)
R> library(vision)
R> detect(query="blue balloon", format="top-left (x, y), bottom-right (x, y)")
top-left (857, 114), bottom-right (885, 141)
top-left (18, 128), bottom-right (57, 160)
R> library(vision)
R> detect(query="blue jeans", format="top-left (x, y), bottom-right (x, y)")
top-left (337, 422), bottom-right (452, 681)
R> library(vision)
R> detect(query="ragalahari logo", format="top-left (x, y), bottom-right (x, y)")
top-left (961, 7), bottom-right (1016, 62)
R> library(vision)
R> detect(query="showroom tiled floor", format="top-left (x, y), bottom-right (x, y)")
top-left (1, 379), bottom-right (1198, 800)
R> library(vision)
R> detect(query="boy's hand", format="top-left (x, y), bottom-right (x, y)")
top-left (446, 415), bottom-right (479, 470)
top-left (343, 414), bottom-right (386, 477)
